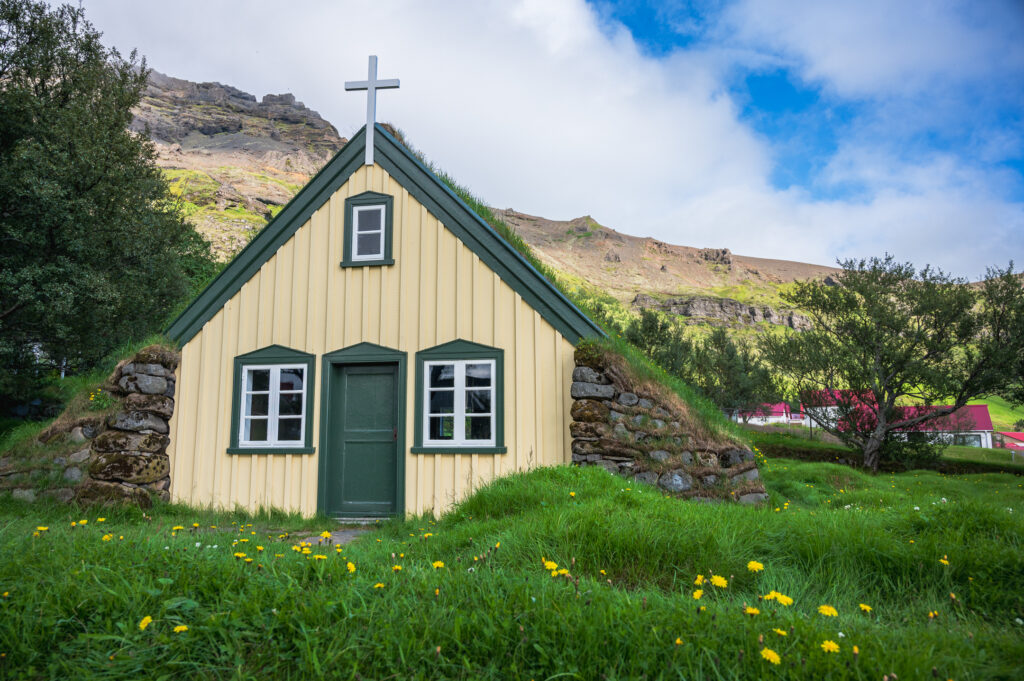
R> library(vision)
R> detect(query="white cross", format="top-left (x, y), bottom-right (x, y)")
top-left (345, 55), bottom-right (400, 166)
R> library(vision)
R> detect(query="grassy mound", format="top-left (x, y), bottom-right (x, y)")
top-left (2, 461), bottom-right (1021, 679)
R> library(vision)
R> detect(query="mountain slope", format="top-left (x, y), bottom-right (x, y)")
top-left (134, 72), bottom-right (836, 323)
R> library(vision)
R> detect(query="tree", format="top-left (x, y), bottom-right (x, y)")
top-left (612, 308), bottom-right (782, 417)
top-left (759, 256), bottom-right (1024, 471)
top-left (0, 1), bottom-right (216, 399)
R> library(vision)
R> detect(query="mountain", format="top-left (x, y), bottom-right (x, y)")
top-left (132, 71), bottom-right (346, 257)
top-left (133, 72), bottom-right (837, 326)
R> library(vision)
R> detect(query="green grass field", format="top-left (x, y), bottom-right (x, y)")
top-left (1, 460), bottom-right (1021, 680)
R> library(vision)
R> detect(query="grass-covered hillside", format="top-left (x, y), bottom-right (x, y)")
top-left (2, 461), bottom-right (1021, 679)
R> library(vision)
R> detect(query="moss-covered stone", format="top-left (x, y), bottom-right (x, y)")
top-left (92, 431), bottom-right (167, 454)
top-left (123, 393), bottom-right (174, 419)
top-left (571, 399), bottom-right (609, 423)
top-left (75, 479), bottom-right (152, 509)
top-left (133, 345), bottom-right (180, 371)
top-left (89, 451), bottom-right (170, 484)
top-left (569, 421), bottom-right (610, 439)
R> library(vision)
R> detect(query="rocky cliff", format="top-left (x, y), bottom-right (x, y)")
top-left (632, 293), bottom-right (812, 330)
top-left (133, 71), bottom-right (346, 258)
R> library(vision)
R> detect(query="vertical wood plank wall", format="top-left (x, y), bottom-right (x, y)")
top-left (167, 164), bottom-right (577, 516)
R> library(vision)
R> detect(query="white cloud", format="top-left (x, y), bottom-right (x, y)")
top-left (81, 0), bottom-right (1023, 277)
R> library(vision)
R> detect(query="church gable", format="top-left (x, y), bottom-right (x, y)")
top-left (166, 124), bottom-right (602, 346)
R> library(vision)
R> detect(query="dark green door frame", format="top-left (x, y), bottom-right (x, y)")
top-left (318, 342), bottom-right (407, 517)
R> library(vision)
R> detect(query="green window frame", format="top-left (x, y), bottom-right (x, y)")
top-left (412, 339), bottom-right (506, 454)
top-left (228, 345), bottom-right (316, 454)
top-left (341, 191), bottom-right (394, 267)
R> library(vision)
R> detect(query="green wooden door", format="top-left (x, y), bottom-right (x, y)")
top-left (325, 363), bottom-right (398, 516)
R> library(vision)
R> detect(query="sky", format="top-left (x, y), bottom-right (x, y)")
top-left (81, 0), bottom-right (1024, 278)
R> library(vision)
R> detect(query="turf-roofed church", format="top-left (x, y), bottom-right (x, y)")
top-left (165, 58), bottom-right (602, 517)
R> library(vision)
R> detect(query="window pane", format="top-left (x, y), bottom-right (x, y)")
top-left (356, 233), bottom-right (381, 257)
top-left (244, 418), bottom-right (268, 442)
top-left (247, 369), bottom-right (270, 391)
top-left (466, 389), bottom-right (491, 414)
top-left (429, 364), bottom-right (455, 388)
top-left (357, 208), bottom-right (382, 232)
top-left (279, 393), bottom-right (303, 416)
top-left (279, 368), bottom-right (304, 391)
top-left (246, 393), bottom-right (269, 417)
top-left (429, 416), bottom-right (454, 440)
top-left (429, 389), bottom-right (454, 414)
top-left (278, 418), bottom-right (302, 441)
top-left (466, 363), bottom-right (492, 387)
top-left (466, 416), bottom-right (491, 441)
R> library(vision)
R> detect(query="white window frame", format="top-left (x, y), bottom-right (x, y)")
top-left (423, 359), bottom-right (496, 447)
top-left (238, 363), bottom-right (307, 448)
top-left (351, 205), bottom-right (386, 261)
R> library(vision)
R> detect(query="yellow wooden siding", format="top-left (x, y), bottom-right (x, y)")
top-left (167, 164), bottom-right (576, 516)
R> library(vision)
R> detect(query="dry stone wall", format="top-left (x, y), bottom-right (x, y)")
top-left (570, 350), bottom-right (768, 504)
top-left (74, 348), bottom-right (179, 508)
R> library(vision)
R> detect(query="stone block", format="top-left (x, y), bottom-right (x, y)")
top-left (132, 345), bottom-right (180, 372)
top-left (75, 479), bottom-right (152, 509)
top-left (679, 451), bottom-right (694, 465)
top-left (107, 411), bottom-right (169, 434)
top-left (653, 407), bottom-right (670, 419)
top-left (68, 448), bottom-right (91, 464)
top-left (720, 449), bottom-right (745, 467)
top-left (697, 452), bottom-right (719, 468)
top-left (63, 466), bottom-right (84, 483)
top-left (69, 427), bottom-right (87, 443)
top-left (649, 450), bottom-right (670, 462)
top-left (630, 414), bottom-right (646, 427)
top-left (612, 423), bottom-right (632, 441)
top-left (149, 477), bottom-right (170, 492)
top-left (89, 452), bottom-right (170, 484)
top-left (571, 400), bottom-right (610, 423)
top-left (595, 460), bottom-right (619, 474)
top-left (617, 461), bottom-right (635, 471)
top-left (637, 398), bottom-right (654, 409)
top-left (570, 382), bottom-right (615, 400)
top-left (135, 362), bottom-right (170, 378)
top-left (11, 488), bottom-right (36, 503)
top-left (738, 492), bottom-right (769, 505)
top-left (571, 452), bottom-right (588, 463)
top-left (164, 380), bottom-right (176, 398)
top-left (571, 439), bottom-right (600, 457)
top-left (651, 419), bottom-right (666, 429)
top-left (633, 471), bottom-right (659, 486)
top-left (119, 373), bottom-right (168, 395)
top-left (572, 366), bottom-right (610, 384)
top-left (45, 488), bottom-right (75, 504)
top-left (570, 421), bottom-right (610, 439)
top-left (701, 474), bottom-right (718, 487)
top-left (124, 393), bottom-right (174, 419)
top-left (658, 470), bottom-right (693, 493)
top-left (730, 468), bottom-right (760, 483)
top-left (617, 392), bottom-right (639, 406)
top-left (608, 410), bottom-right (627, 423)
top-left (92, 430), bottom-right (168, 454)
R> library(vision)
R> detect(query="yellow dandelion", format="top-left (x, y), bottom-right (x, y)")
top-left (79, 519), bottom-right (87, 525)
top-left (313, 555), bottom-right (326, 561)
top-left (392, 565), bottom-right (402, 572)
top-left (320, 531), bottom-right (331, 539)
top-left (776, 594), bottom-right (794, 606)
top-left (820, 640), bottom-right (839, 653)
top-left (773, 628), bottom-right (787, 636)
top-left (96, 518), bottom-right (105, 523)
top-left (569, 492), bottom-right (576, 497)
top-left (744, 606), bottom-right (760, 616)
top-left (694, 574), bottom-right (705, 586)
top-left (600, 569), bottom-right (606, 575)
top-left (423, 533), bottom-right (433, 538)
top-left (233, 552), bottom-right (246, 559)
top-left (373, 583), bottom-right (385, 589)
top-left (138, 615), bottom-right (153, 631)
top-left (859, 603), bottom-right (872, 612)
top-left (36, 526), bottom-right (48, 532)
top-left (257, 546), bottom-right (264, 552)
top-left (432, 561), bottom-right (445, 569)
top-left (347, 562), bottom-right (356, 573)
top-left (853, 645), bottom-right (860, 655)
top-left (710, 575), bottom-right (728, 588)
top-left (761, 647), bottom-right (781, 665)
top-left (747, 560), bottom-right (764, 572)
top-left (173, 625), bottom-right (188, 633)
top-left (939, 555), bottom-right (950, 566)
top-left (543, 560), bottom-right (558, 571)
top-left (102, 534), bottom-right (113, 541)
top-left (692, 589), bottom-right (703, 600)
top-left (192, 523), bottom-right (199, 528)
top-left (172, 526), bottom-right (184, 531)
top-left (675, 637), bottom-right (683, 646)
top-left (818, 605), bottom-right (838, 617)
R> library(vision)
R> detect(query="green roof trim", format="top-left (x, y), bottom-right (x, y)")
top-left (166, 124), bottom-right (604, 346)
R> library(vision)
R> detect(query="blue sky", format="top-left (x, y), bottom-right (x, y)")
top-left (592, 0), bottom-right (1024, 204)
top-left (85, 0), bottom-right (1024, 278)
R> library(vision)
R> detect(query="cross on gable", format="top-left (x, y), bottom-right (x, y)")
top-left (345, 55), bottom-right (400, 166)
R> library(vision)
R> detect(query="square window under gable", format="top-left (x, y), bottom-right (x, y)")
top-left (341, 191), bottom-right (394, 267)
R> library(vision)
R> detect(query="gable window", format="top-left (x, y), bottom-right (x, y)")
top-left (413, 340), bottom-right (506, 454)
top-left (229, 346), bottom-right (316, 454)
top-left (341, 191), bottom-right (394, 267)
